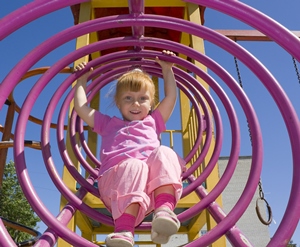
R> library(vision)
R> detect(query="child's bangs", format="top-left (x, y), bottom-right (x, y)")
top-left (118, 72), bottom-right (153, 92)
top-left (115, 70), bottom-right (156, 106)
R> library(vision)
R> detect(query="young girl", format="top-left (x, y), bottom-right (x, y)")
top-left (74, 50), bottom-right (185, 247)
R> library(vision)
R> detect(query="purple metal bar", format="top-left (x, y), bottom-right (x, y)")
top-left (185, 176), bottom-right (254, 247)
top-left (184, 2), bottom-right (300, 244)
top-left (42, 72), bottom-right (113, 222)
top-left (35, 177), bottom-right (93, 246)
top-left (128, 0), bottom-right (145, 39)
top-left (0, 4), bottom-right (297, 246)
top-left (158, 48), bottom-right (240, 199)
top-left (27, 36), bottom-right (252, 246)
top-left (41, 29), bottom-right (274, 247)
top-left (0, 0), bottom-right (88, 40)
top-left (0, 0), bottom-right (88, 108)
top-left (73, 115), bottom-right (102, 168)
top-left (0, 219), bottom-right (16, 247)
top-left (68, 50), bottom-right (205, 172)
top-left (55, 94), bottom-right (99, 192)
top-left (186, 0), bottom-right (300, 62)
top-left (6, 36), bottom-right (227, 245)
top-left (53, 45), bottom-right (230, 197)
top-left (133, 61), bottom-right (244, 246)
top-left (12, 26), bottom-right (260, 246)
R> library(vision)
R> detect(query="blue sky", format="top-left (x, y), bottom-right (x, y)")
top-left (1, 1), bottom-right (300, 246)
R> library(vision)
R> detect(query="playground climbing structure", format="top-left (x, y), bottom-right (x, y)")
top-left (0, 1), bottom-right (300, 246)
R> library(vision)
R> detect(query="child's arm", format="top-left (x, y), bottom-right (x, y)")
top-left (155, 50), bottom-right (177, 123)
top-left (74, 62), bottom-right (95, 128)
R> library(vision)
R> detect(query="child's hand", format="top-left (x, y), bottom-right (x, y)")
top-left (74, 62), bottom-right (93, 83)
top-left (155, 50), bottom-right (176, 69)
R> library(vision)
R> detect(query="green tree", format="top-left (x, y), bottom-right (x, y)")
top-left (288, 240), bottom-right (297, 247)
top-left (0, 161), bottom-right (40, 243)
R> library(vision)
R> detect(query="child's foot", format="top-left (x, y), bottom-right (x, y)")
top-left (105, 231), bottom-right (134, 247)
top-left (151, 207), bottom-right (180, 244)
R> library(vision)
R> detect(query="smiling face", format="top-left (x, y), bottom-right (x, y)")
top-left (118, 89), bottom-right (152, 121)
top-left (115, 70), bottom-right (155, 121)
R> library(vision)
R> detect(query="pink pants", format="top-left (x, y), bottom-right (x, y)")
top-left (97, 145), bottom-right (185, 225)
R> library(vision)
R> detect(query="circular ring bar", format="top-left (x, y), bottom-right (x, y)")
top-left (67, 59), bottom-right (215, 211)
top-left (68, 51), bottom-right (220, 192)
top-left (69, 55), bottom-right (206, 179)
top-left (69, 29), bottom-right (256, 246)
top-left (68, 51), bottom-right (207, 178)
top-left (0, 0), bottom-right (88, 41)
top-left (19, 37), bottom-right (255, 244)
top-left (12, 45), bottom-right (220, 238)
top-left (12, 16), bottom-right (262, 245)
top-left (48, 36), bottom-right (233, 177)
top-left (9, 67), bottom-right (72, 130)
top-left (67, 59), bottom-right (217, 229)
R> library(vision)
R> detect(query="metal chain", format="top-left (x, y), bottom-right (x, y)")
top-left (292, 56), bottom-right (300, 85)
top-left (234, 56), bottom-right (243, 87)
top-left (234, 56), bottom-right (272, 225)
top-left (234, 57), bottom-right (253, 145)
top-left (258, 180), bottom-right (264, 199)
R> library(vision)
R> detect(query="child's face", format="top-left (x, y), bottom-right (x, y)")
top-left (118, 88), bottom-right (152, 121)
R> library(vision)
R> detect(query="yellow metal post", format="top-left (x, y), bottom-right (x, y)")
top-left (57, 2), bottom-right (92, 247)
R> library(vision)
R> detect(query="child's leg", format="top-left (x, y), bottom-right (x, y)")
top-left (147, 145), bottom-right (185, 207)
top-left (98, 158), bottom-right (150, 225)
top-left (115, 212), bottom-right (136, 235)
top-left (154, 186), bottom-right (176, 211)
top-left (98, 159), bottom-right (150, 247)
top-left (146, 146), bottom-right (185, 244)
top-left (114, 203), bottom-right (139, 235)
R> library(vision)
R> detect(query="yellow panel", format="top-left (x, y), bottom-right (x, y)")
top-left (76, 211), bottom-right (93, 241)
top-left (82, 193), bottom-right (106, 208)
top-left (187, 210), bottom-right (207, 241)
top-left (178, 192), bottom-right (200, 208)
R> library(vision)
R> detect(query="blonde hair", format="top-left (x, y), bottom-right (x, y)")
top-left (114, 69), bottom-right (156, 107)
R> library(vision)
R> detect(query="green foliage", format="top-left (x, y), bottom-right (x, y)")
top-left (0, 161), bottom-right (40, 243)
top-left (288, 240), bottom-right (297, 247)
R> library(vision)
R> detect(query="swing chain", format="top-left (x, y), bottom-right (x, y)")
top-left (258, 180), bottom-right (265, 199)
top-left (234, 57), bottom-right (253, 145)
top-left (233, 56), bottom-right (272, 225)
top-left (234, 56), bottom-right (243, 87)
top-left (292, 57), bottom-right (300, 84)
